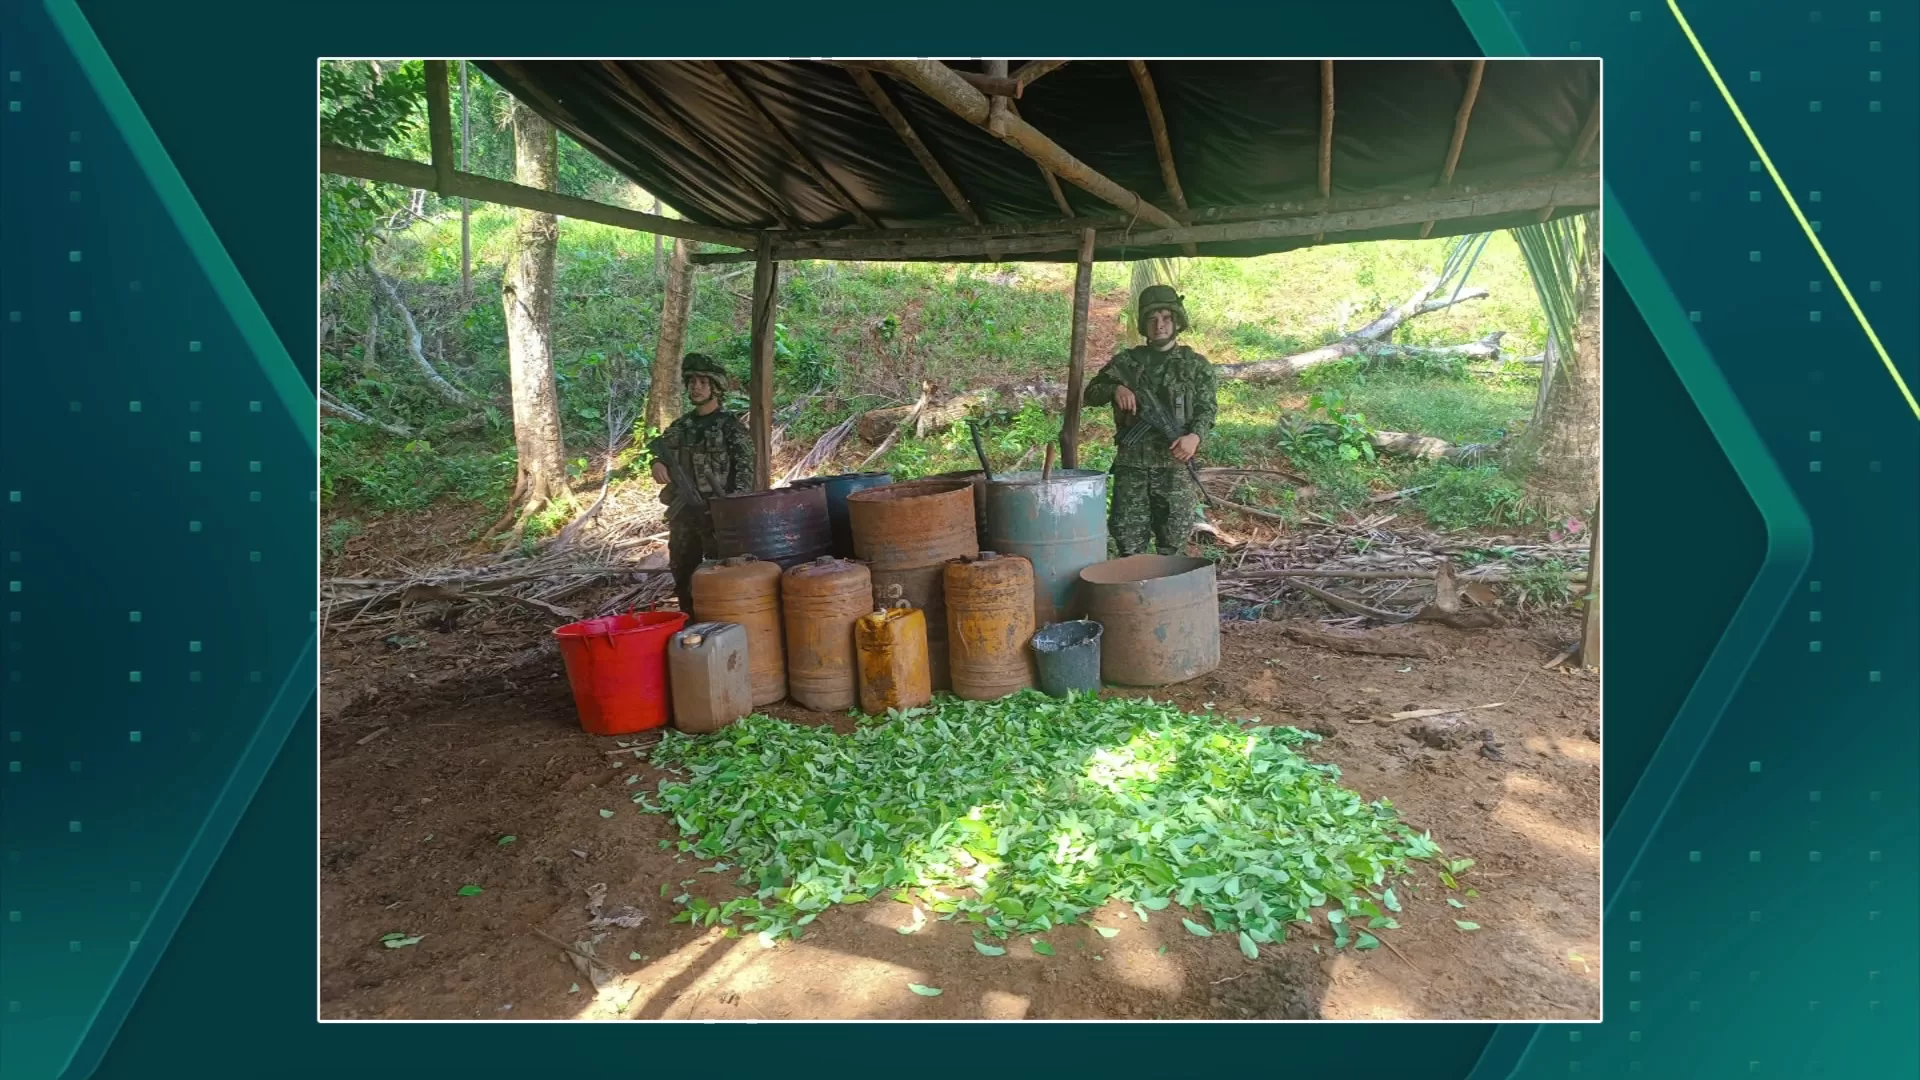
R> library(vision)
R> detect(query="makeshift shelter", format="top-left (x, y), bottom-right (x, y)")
top-left (321, 58), bottom-right (1599, 485)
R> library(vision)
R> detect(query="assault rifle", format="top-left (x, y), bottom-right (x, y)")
top-left (659, 449), bottom-right (719, 546)
top-left (1116, 386), bottom-right (1206, 490)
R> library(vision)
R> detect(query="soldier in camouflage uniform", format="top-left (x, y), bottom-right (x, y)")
top-left (648, 354), bottom-right (756, 616)
top-left (1083, 285), bottom-right (1217, 557)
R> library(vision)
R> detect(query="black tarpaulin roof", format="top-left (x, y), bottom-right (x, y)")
top-left (475, 59), bottom-right (1599, 261)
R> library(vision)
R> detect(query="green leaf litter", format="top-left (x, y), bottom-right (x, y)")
top-left (639, 692), bottom-right (1438, 948)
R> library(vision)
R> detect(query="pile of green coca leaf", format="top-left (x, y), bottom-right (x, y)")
top-left (636, 691), bottom-right (1439, 955)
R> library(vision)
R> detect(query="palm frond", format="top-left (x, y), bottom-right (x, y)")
top-left (1509, 214), bottom-right (1592, 368)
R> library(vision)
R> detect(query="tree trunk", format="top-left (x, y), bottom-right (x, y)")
top-left (648, 236), bottom-right (695, 434)
top-left (1520, 213), bottom-right (1601, 517)
top-left (502, 101), bottom-right (569, 518)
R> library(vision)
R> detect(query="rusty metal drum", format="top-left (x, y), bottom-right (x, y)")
top-left (781, 556), bottom-right (872, 712)
top-left (786, 472), bottom-right (893, 558)
top-left (926, 469), bottom-right (991, 550)
top-left (944, 552), bottom-right (1037, 701)
top-left (847, 479), bottom-right (980, 690)
top-left (1080, 555), bottom-right (1220, 687)
top-left (983, 469), bottom-right (1109, 626)
top-left (690, 556), bottom-right (787, 705)
top-left (710, 486), bottom-right (833, 569)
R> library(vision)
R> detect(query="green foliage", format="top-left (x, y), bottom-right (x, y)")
top-left (1413, 464), bottom-right (1527, 530)
top-left (321, 423), bottom-right (515, 512)
top-left (639, 694), bottom-right (1435, 947)
top-left (320, 61), bottom-right (425, 276)
top-left (1512, 559), bottom-right (1575, 610)
top-left (1509, 213), bottom-right (1593, 360)
top-left (1274, 389), bottom-right (1376, 464)
top-left (324, 518), bottom-right (364, 555)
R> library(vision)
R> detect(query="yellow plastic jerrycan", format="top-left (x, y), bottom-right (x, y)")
top-left (854, 590), bottom-right (932, 715)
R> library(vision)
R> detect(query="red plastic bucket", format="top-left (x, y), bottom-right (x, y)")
top-left (553, 611), bottom-right (688, 736)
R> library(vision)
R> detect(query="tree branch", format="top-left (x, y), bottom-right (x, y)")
top-left (371, 271), bottom-right (477, 408)
top-left (320, 389), bottom-right (414, 437)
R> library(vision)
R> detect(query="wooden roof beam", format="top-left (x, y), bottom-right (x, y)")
top-left (1536, 93), bottom-right (1601, 222)
top-left (688, 167), bottom-right (1597, 263)
top-left (599, 61), bottom-right (799, 230)
top-left (875, 59), bottom-right (1181, 230)
top-left (706, 61), bottom-right (880, 229)
top-left (1314, 60), bottom-right (1334, 244)
top-left (1420, 59), bottom-right (1487, 239)
top-left (847, 67), bottom-right (981, 226)
top-left (1013, 60), bottom-right (1070, 90)
top-left (1128, 60), bottom-right (1197, 257)
top-left (831, 60), bottom-right (1022, 99)
top-left (321, 143), bottom-right (758, 250)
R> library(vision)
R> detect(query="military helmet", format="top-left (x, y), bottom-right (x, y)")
top-left (1136, 284), bottom-right (1191, 336)
top-left (681, 353), bottom-right (732, 393)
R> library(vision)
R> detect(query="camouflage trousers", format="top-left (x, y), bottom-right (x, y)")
top-left (1109, 465), bottom-right (1201, 557)
top-left (667, 513), bottom-right (715, 618)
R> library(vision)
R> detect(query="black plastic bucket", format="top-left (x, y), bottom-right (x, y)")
top-left (1030, 619), bottom-right (1103, 698)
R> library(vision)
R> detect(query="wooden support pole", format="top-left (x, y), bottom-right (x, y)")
top-left (876, 60), bottom-right (1181, 230)
top-left (424, 60), bottom-right (456, 195)
top-left (1314, 60), bottom-right (1334, 244)
top-left (690, 168), bottom-right (1597, 263)
top-left (1420, 59), bottom-right (1486, 239)
top-left (459, 60), bottom-right (472, 302)
top-left (848, 67), bottom-right (981, 226)
top-left (748, 244), bottom-right (777, 491)
top-left (1060, 227), bottom-right (1096, 470)
top-left (1537, 94), bottom-right (1601, 223)
top-left (1127, 60), bottom-right (1197, 257)
top-left (1577, 503), bottom-right (1600, 670)
top-left (708, 61), bottom-right (880, 229)
top-left (986, 60), bottom-right (1012, 136)
top-left (320, 143), bottom-right (758, 250)
top-left (600, 60), bottom-right (799, 230)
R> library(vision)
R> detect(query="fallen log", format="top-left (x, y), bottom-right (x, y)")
top-left (371, 271), bottom-right (477, 408)
top-left (1281, 626), bottom-right (1442, 659)
top-left (1368, 428), bottom-right (1506, 464)
top-left (859, 382), bottom-right (932, 467)
top-left (1215, 333), bottom-right (1504, 382)
top-left (856, 383), bottom-right (1066, 443)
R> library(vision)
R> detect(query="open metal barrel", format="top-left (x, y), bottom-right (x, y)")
top-left (1080, 555), bottom-right (1220, 687)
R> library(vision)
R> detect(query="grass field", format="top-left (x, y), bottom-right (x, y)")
top-left (321, 210), bottom-right (1550, 538)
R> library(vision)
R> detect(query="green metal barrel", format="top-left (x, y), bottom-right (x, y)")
top-left (983, 469), bottom-right (1109, 627)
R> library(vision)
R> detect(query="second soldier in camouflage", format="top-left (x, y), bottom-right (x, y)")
top-left (1083, 285), bottom-right (1217, 557)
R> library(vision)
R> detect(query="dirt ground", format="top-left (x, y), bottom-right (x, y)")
top-left (319, 611), bottom-right (1599, 1022)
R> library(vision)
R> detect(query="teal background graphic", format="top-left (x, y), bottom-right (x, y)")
top-left (0, 1), bottom-right (1912, 1077)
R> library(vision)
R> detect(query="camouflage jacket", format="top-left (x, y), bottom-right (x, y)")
top-left (1082, 343), bottom-right (1218, 470)
top-left (648, 408), bottom-right (755, 510)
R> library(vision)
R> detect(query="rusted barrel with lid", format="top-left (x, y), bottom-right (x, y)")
top-left (690, 556), bottom-right (786, 705)
top-left (944, 551), bottom-right (1037, 701)
top-left (781, 556), bottom-right (872, 711)
top-left (846, 478), bottom-right (979, 690)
